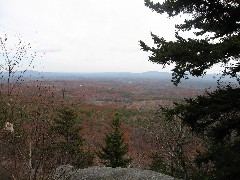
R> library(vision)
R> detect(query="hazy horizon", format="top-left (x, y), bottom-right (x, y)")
top-left (0, 0), bottom-right (223, 74)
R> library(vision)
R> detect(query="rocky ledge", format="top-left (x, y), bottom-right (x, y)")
top-left (51, 165), bottom-right (178, 180)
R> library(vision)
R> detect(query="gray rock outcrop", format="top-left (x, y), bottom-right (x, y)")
top-left (51, 165), bottom-right (178, 180)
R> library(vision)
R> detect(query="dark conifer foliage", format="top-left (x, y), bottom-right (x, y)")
top-left (97, 113), bottom-right (132, 168)
top-left (52, 107), bottom-right (93, 168)
top-left (164, 87), bottom-right (240, 179)
top-left (140, 0), bottom-right (240, 85)
top-left (141, 0), bottom-right (240, 179)
top-left (172, 87), bottom-right (240, 142)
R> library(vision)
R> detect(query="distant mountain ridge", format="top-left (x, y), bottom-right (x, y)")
top-left (27, 70), bottom-right (217, 78)
top-left (0, 70), bottom-right (232, 82)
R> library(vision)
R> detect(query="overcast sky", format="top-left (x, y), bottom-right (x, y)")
top-left (0, 0), bottom-right (219, 73)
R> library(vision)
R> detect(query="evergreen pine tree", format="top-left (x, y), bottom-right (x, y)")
top-left (52, 107), bottom-right (93, 168)
top-left (150, 153), bottom-right (169, 175)
top-left (97, 113), bottom-right (132, 168)
top-left (141, 0), bottom-right (240, 179)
